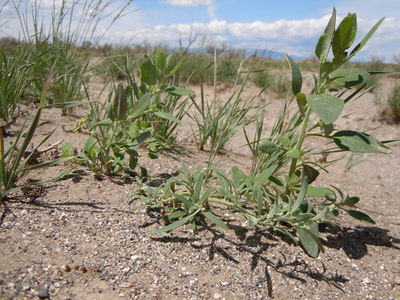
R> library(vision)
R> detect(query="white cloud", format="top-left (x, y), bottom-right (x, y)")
top-left (110, 14), bottom-right (400, 61)
top-left (159, 0), bottom-right (213, 7)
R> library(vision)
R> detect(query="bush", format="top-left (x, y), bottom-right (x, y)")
top-left (386, 83), bottom-right (400, 123)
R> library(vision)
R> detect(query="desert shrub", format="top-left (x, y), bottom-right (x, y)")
top-left (385, 83), bottom-right (400, 123)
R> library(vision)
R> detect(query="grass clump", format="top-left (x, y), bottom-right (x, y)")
top-left (379, 83), bottom-right (400, 124)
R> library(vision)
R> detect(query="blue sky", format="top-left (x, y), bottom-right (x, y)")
top-left (1, 0), bottom-right (400, 61)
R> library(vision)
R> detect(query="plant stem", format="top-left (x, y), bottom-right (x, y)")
top-left (288, 107), bottom-right (312, 178)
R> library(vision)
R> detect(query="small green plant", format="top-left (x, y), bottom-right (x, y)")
top-left (134, 9), bottom-right (394, 258)
top-left (131, 49), bottom-right (194, 146)
top-left (188, 57), bottom-right (262, 161)
top-left (0, 82), bottom-right (72, 203)
top-left (64, 84), bottom-right (155, 175)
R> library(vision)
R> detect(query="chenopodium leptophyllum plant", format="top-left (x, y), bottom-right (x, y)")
top-left (134, 9), bottom-right (394, 257)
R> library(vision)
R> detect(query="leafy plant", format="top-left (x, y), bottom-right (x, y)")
top-left (129, 49), bottom-right (194, 146)
top-left (134, 9), bottom-right (394, 258)
top-left (64, 83), bottom-right (156, 175)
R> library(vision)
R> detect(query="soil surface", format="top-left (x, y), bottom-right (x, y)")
top-left (0, 76), bottom-right (400, 300)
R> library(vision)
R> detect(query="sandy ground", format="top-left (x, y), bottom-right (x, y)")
top-left (0, 75), bottom-right (399, 300)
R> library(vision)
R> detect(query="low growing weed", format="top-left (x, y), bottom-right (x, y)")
top-left (133, 9), bottom-right (395, 258)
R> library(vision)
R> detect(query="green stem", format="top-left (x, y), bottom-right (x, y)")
top-left (288, 107), bottom-right (312, 178)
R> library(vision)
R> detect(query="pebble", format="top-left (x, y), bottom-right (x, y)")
top-left (393, 277), bottom-right (400, 286)
top-left (363, 278), bottom-right (371, 284)
top-left (37, 287), bottom-right (49, 299)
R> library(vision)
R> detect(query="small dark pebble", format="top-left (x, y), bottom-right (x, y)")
top-left (38, 286), bottom-right (50, 299)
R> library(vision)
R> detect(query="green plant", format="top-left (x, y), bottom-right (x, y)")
top-left (131, 49), bottom-right (194, 146)
top-left (64, 84), bottom-right (155, 175)
top-left (12, 0), bottom-right (132, 113)
top-left (134, 9), bottom-right (394, 258)
top-left (134, 165), bottom-right (230, 234)
top-left (188, 58), bottom-right (262, 161)
top-left (0, 82), bottom-right (72, 203)
top-left (0, 47), bottom-right (32, 124)
top-left (387, 83), bottom-right (400, 122)
top-left (251, 68), bottom-right (290, 97)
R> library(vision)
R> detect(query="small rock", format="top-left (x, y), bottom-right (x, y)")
top-left (61, 265), bottom-right (71, 272)
top-left (122, 267), bottom-right (131, 274)
top-left (393, 277), bottom-right (400, 286)
top-left (214, 293), bottom-right (222, 299)
top-left (221, 282), bottom-right (229, 286)
top-left (38, 287), bottom-right (49, 299)
top-left (363, 277), bottom-right (371, 284)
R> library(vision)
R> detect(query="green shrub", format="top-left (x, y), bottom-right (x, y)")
top-left (386, 83), bottom-right (400, 123)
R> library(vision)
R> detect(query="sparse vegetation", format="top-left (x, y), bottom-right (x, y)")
top-left (0, 0), bottom-right (398, 267)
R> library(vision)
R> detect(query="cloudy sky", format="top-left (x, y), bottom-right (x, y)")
top-left (1, 0), bottom-right (400, 61)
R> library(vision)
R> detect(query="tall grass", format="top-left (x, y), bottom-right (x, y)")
top-left (0, 46), bottom-right (32, 124)
top-left (10, 0), bottom-right (132, 114)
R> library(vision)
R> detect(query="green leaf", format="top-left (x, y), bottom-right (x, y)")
top-left (259, 140), bottom-right (279, 154)
top-left (291, 177), bottom-right (308, 214)
top-left (349, 17), bottom-right (385, 58)
top-left (61, 142), bottom-right (75, 157)
top-left (332, 13), bottom-right (357, 57)
top-left (52, 168), bottom-right (74, 182)
top-left (254, 165), bottom-right (278, 185)
top-left (342, 196), bottom-right (360, 206)
top-left (296, 93), bottom-right (307, 113)
top-left (315, 8), bottom-right (336, 62)
top-left (165, 211), bottom-right (186, 221)
top-left (167, 59), bottom-right (184, 77)
top-left (154, 111), bottom-right (183, 125)
top-left (307, 94), bottom-right (344, 125)
top-left (286, 148), bottom-right (301, 159)
top-left (155, 49), bottom-right (167, 71)
top-left (347, 210), bottom-right (375, 224)
top-left (130, 93), bottom-right (150, 119)
top-left (297, 224), bottom-right (323, 258)
top-left (284, 54), bottom-right (302, 95)
top-left (140, 59), bottom-right (158, 86)
top-left (329, 68), bottom-right (371, 88)
top-left (148, 151), bottom-right (158, 159)
top-left (202, 211), bottom-right (229, 229)
top-left (90, 118), bottom-right (112, 129)
top-left (148, 214), bottom-right (195, 234)
top-left (333, 130), bottom-right (391, 153)
top-left (165, 86), bottom-right (194, 96)
top-left (306, 186), bottom-right (334, 198)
